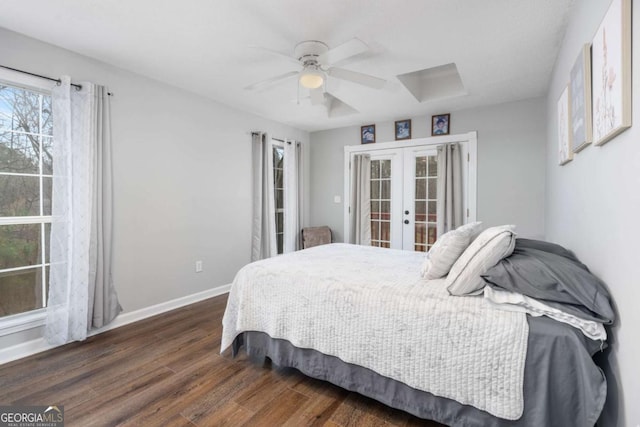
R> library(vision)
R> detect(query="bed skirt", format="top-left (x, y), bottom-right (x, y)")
top-left (230, 316), bottom-right (606, 427)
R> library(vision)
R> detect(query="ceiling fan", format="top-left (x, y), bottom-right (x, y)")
top-left (245, 38), bottom-right (386, 115)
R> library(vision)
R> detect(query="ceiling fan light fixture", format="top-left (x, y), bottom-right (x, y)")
top-left (299, 68), bottom-right (324, 89)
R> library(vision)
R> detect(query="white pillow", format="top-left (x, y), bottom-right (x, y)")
top-left (421, 222), bottom-right (483, 279)
top-left (446, 225), bottom-right (517, 295)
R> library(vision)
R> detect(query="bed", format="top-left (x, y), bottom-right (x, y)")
top-left (221, 238), bottom-right (611, 426)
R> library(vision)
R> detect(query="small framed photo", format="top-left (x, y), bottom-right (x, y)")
top-left (431, 114), bottom-right (450, 136)
top-left (395, 119), bottom-right (411, 140)
top-left (361, 124), bottom-right (375, 144)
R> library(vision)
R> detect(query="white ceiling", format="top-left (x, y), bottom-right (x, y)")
top-left (0, 0), bottom-right (574, 132)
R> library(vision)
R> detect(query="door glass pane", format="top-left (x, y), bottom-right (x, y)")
top-left (370, 180), bottom-right (379, 199)
top-left (415, 179), bottom-right (426, 199)
top-left (380, 201), bottom-right (390, 215)
top-left (371, 201), bottom-right (380, 220)
top-left (414, 223), bottom-right (426, 252)
top-left (428, 156), bottom-right (438, 176)
top-left (371, 160), bottom-right (380, 179)
top-left (370, 159), bottom-right (392, 248)
top-left (380, 180), bottom-right (390, 199)
top-left (428, 201), bottom-right (437, 222)
top-left (414, 155), bottom-right (438, 251)
top-left (416, 157), bottom-right (427, 177)
top-left (427, 178), bottom-right (437, 199)
top-left (381, 221), bottom-right (390, 243)
top-left (415, 201), bottom-right (426, 223)
top-left (428, 224), bottom-right (438, 246)
top-left (371, 220), bottom-right (379, 241)
top-left (381, 160), bottom-right (391, 178)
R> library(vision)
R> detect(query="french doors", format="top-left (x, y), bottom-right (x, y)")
top-left (344, 133), bottom-right (477, 252)
top-left (368, 147), bottom-right (438, 251)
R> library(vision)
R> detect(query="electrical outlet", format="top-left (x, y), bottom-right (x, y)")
top-left (195, 260), bottom-right (203, 273)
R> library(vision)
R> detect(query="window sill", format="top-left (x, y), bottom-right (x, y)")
top-left (0, 310), bottom-right (46, 337)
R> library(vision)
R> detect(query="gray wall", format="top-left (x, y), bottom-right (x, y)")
top-left (545, 2), bottom-right (640, 426)
top-left (0, 28), bottom-right (309, 349)
top-left (310, 97), bottom-right (546, 242)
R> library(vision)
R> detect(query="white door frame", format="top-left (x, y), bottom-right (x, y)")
top-left (343, 131), bottom-right (478, 245)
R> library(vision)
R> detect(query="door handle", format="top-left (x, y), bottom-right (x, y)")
top-left (404, 219), bottom-right (410, 225)
top-left (404, 210), bottom-right (410, 215)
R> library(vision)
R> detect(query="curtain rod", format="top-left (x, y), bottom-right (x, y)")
top-left (0, 64), bottom-right (113, 96)
top-left (251, 131), bottom-right (299, 145)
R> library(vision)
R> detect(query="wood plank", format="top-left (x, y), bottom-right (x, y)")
top-left (180, 359), bottom-right (270, 421)
top-left (240, 387), bottom-right (309, 426)
top-left (186, 400), bottom-right (253, 427)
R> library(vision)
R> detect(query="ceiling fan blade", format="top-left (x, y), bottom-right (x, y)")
top-left (244, 71), bottom-right (299, 91)
top-left (310, 87), bottom-right (326, 106)
top-left (248, 45), bottom-right (301, 66)
top-left (318, 38), bottom-right (368, 65)
top-left (327, 67), bottom-right (386, 89)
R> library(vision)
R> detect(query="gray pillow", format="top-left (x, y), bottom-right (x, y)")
top-left (515, 238), bottom-right (581, 263)
top-left (482, 240), bottom-right (614, 324)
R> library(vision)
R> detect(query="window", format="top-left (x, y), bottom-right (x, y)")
top-left (0, 81), bottom-right (53, 320)
top-left (273, 144), bottom-right (284, 254)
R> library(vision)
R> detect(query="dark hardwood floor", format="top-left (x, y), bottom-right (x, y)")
top-left (0, 294), bottom-right (444, 426)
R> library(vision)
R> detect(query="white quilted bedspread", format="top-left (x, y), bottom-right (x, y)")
top-left (221, 244), bottom-right (529, 420)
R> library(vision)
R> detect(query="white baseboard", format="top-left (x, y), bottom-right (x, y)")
top-left (0, 285), bottom-right (231, 366)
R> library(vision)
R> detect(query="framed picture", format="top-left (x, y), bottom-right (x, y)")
top-left (591, 0), bottom-right (632, 146)
top-left (431, 114), bottom-right (450, 136)
top-left (361, 124), bottom-right (375, 144)
top-left (558, 85), bottom-right (573, 165)
top-left (395, 119), bottom-right (411, 140)
top-left (570, 44), bottom-right (592, 152)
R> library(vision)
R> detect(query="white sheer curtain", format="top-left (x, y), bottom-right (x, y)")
top-left (436, 142), bottom-right (463, 237)
top-left (251, 132), bottom-right (277, 261)
top-left (349, 154), bottom-right (371, 245)
top-left (283, 140), bottom-right (302, 253)
top-left (46, 76), bottom-right (121, 345)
